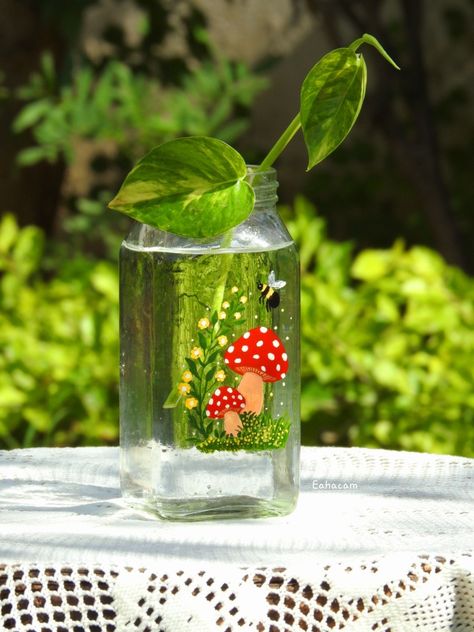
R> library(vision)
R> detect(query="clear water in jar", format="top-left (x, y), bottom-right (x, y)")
top-left (119, 238), bottom-right (300, 520)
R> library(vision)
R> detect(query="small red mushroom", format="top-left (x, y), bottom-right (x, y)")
top-left (206, 386), bottom-right (246, 437)
top-left (224, 326), bottom-right (288, 415)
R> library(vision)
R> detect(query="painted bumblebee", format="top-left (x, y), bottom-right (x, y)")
top-left (258, 270), bottom-right (286, 311)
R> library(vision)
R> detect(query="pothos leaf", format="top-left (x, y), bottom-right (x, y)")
top-left (108, 136), bottom-right (255, 238)
top-left (300, 48), bottom-right (367, 170)
top-left (350, 34), bottom-right (400, 70)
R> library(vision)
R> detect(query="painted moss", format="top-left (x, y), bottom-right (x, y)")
top-left (196, 411), bottom-right (290, 453)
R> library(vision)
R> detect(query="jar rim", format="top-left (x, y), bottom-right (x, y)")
top-left (246, 164), bottom-right (276, 178)
top-left (245, 165), bottom-right (278, 207)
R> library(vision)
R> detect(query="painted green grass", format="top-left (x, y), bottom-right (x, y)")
top-left (196, 411), bottom-right (290, 453)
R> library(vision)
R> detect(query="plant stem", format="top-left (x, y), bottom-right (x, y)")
top-left (256, 112), bottom-right (302, 172)
top-left (211, 229), bottom-right (234, 314)
top-left (211, 112), bottom-right (304, 334)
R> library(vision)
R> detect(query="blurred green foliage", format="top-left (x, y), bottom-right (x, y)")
top-left (0, 214), bottom-right (118, 448)
top-left (1, 2), bottom-right (472, 456)
top-left (13, 52), bottom-right (266, 166)
top-left (1, 201), bottom-right (473, 456)
top-left (285, 197), bottom-right (474, 457)
top-left (9, 48), bottom-right (266, 262)
top-left (0, 8), bottom-right (271, 450)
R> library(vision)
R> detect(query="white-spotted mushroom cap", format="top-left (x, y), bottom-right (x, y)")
top-left (206, 386), bottom-right (246, 419)
top-left (224, 326), bottom-right (288, 382)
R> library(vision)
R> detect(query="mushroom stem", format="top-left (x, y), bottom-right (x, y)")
top-left (237, 372), bottom-right (264, 415)
top-left (223, 411), bottom-right (242, 437)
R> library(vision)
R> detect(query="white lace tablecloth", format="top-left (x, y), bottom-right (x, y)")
top-left (0, 446), bottom-right (473, 631)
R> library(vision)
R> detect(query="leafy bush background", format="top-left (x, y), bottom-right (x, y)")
top-left (285, 198), bottom-right (474, 457)
top-left (1, 1), bottom-right (472, 456)
top-left (0, 214), bottom-right (118, 448)
top-left (2, 202), bottom-right (473, 456)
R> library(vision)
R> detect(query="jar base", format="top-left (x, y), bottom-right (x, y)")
top-left (123, 493), bottom-right (298, 522)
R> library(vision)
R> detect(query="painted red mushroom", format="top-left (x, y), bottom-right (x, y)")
top-left (206, 386), bottom-right (246, 437)
top-left (224, 326), bottom-right (288, 415)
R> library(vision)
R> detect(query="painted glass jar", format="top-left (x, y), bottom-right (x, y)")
top-left (119, 167), bottom-right (300, 520)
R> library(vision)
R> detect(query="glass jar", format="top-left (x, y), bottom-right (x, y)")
top-left (119, 167), bottom-right (300, 520)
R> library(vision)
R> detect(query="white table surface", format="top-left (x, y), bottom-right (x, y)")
top-left (1, 446), bottom-right (473, 631)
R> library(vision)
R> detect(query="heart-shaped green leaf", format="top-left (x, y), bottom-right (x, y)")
top-left (300, 48), bottom-right (367, 170)
top-left (108, 136), bottom-right (254, 238)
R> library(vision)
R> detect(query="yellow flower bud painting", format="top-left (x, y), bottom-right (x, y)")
top-left (198, 317), bottom-right (210, 329)
top-left (185, 397), bottom-right (198, 410)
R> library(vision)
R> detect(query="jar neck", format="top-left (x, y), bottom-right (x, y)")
top-left (246, 165), bottom-right (278, 210)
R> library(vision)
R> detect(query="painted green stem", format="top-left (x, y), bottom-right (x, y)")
top-left (164, 228), bottom-right (234, 411)
top-left (211, 229), bottom-right (234, 314)
top-left (257, 113), bottom-right (302, 172)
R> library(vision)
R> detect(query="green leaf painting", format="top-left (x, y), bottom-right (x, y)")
top-left (300, 48), bottom-right (367, 170)
top-left (109, 136), bottom-right (254, 238)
